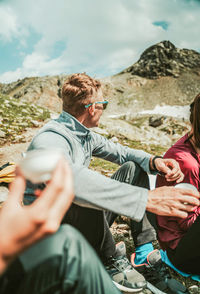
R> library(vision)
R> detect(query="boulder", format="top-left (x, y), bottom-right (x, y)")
top-left (122, 40), bottom-right (200, 79)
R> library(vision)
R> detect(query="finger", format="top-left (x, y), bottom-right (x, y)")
top-left (15, 166), bottom-right (24, 177)
top-left (177, 188), bottom-right (200, 198)
top-left (157, 163), bottom-right (172, 175)
top-left (165, 169), bottom-right (179, 179)
top-left (33, 158), bottom-right (66, 210)
top-left (163, 159), bottom-right (180, 175)
top-left (169, 209), bottom-right (188, 219)
top-left (175, 173), bottom-right (185, 183)
top-left (165, 166), bottom-right (180, 177)
top-left (45, 162), bottom-right (74, 221)
top-left (176, 195), bottom-right (200, 207)
top-left (155, 204), bottom-right (188, 218)
top-left (172, 200), bottom-right (196, 211)
top-left (181, 204), bottom-right (195, 212)
top-left (47, 189), bottom-right (73, 223)
top-left (8, 174), bottom-right (26, 204)
top-left (61, 160), bottom-right (74, 196)
top-left (165, 159), bottom-right (179, 169)
top-left (165, 171), bottom-right (184, 182)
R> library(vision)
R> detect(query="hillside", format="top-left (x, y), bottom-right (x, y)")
top-left (0, 41), bottom-right (200, 292)
top-left (1, 40), bottom-right (200, 114)
top-left (0, 40), bottom-right (199, 148)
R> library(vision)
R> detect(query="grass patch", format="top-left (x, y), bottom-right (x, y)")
top-left (128, 116), bottom-right (148, 128)
top-left (0, 94), bottom-right (50, 145)
top-left (118, 137), bottom-right (167, 155)
top-left (90, 157), bottom-right (118, 175)
top-left (89, 136), bottom-right (168, 176)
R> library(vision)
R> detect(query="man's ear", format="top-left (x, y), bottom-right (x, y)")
top-left (88, 104), bottom-right (95, 116)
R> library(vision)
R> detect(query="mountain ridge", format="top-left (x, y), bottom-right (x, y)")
top-left (121, 40), bottom-right (200, 79)
top-left (1, 40), bottom-right (200, 113)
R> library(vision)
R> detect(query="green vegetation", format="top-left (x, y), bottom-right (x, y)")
top-left (0, 94), bottom-right (50, 145)
top-left (90, 158), bottom-right (118, 176)
top-left (128, 116), bottom-right (148, 128)
top-left (90, 136), bottom-right (167, 176)
top-left (118, 137), bottom-right (167, 155)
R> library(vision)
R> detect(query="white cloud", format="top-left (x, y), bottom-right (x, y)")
top-left (0, 6), bottom-right (19, 41)
top-left (0, 68), bottom-right (22, 84)
top-left (0, 0), bottom-right (200, 83)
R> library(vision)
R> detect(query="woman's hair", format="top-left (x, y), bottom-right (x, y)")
top-left (190, 93), bottom-right (200, 148)
top-left (61, 73), bottom-right (101, 117)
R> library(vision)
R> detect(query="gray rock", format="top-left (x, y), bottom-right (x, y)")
top-left (0, 186), bottom-right (8, 202)
top-left (0, 130), bottom-right (6, 138)
top-left (122, 40), bottom-right (200, 79)
top-left (149, 116), bottom-right (165, 128)
top-left (30, 120), bottom-right (40, 127)
top-left (110, 136), bottom-right (119, 143)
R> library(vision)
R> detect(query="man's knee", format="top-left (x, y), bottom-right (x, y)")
top-left (112, 161), bottom-right (137, 183)
top-left (19, 225), bottom-right (82, 271)
top-left (113, 161), bottom-right (149, 187)
top-left (120, 161), bottom-right (147, 177)
top-left (121, 161), bottom-right (136, 171)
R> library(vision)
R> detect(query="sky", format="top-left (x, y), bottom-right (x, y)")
top-left (0, 0), bottom-right (200, 83)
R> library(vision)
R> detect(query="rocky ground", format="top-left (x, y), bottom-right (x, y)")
top-left (0, 112), bottom-right (199, 293)
top-left (1, 39), bottom-right (200, 292)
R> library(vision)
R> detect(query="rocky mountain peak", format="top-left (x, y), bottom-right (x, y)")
top-left (122, 40), bottom-right (200, 79)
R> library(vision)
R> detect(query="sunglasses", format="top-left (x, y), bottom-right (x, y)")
top-left (84, 100), bottom-right (108, 110)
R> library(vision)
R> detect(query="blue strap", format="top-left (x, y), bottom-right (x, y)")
top-left (160, 250), bottom-right (200, 282)
top-left (134, 243), bottom-right (154, 265)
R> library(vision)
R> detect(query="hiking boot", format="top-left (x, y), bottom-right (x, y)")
top-left (131, 249), bottom-right (189, 294)
top-left (104, 242), bottom-right (146, 293)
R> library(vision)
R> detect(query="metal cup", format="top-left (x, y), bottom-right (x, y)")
top-left (175, 183), bottom-right (198, 192)
top-left (19, 149), bottom-right (64, 184)
top-left (175, 183), bottom-right (198, 205)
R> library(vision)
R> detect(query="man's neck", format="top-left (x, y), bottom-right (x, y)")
top-left (62, 110), bottom-right (91, 128)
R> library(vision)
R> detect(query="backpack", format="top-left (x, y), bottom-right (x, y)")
top-left (0, 162), bottom-right (16, 184)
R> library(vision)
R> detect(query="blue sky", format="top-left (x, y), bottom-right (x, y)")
top-left (0, 0), bottom-right (200, 83)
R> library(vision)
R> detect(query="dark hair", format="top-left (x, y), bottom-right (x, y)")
top-left (190, 93), bottom-right (200, 148)
top-left (61, 73), bottom-right (101, 117)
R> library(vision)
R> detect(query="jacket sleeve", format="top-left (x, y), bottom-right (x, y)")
top-left (28, 131), bottom-right (148, 221)
top-left (91, 132), bottom-right (152, 173)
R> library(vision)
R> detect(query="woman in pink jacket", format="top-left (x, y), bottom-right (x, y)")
top-left (156, 93), bottom-right (200, 275)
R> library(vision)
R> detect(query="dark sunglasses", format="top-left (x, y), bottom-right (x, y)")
top-left (84, 100), bottom-right (108, 110)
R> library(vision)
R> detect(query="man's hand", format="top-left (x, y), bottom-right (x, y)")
top-left (0, 159), bottom-right (74, 274)
top-left (147, 186), bottom-right (200, 218)
top-left (152, 157), bottom-right (184, 183)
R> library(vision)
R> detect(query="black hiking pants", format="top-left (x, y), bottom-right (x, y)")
top-left (0, 225), bottom-right (120, 294)
top-left (63, 161), bottom-right (157, 260)
top-left (167, 216), bottom-right (200, 275)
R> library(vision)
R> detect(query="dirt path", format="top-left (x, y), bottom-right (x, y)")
top-left (0, 127), bottom-right (40, 166)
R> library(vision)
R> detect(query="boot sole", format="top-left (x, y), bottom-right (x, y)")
top-left (113, 281), bottom-right (144, 293)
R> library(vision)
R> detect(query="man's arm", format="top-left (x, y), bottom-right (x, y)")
top-left (91, 132), bottom-right (152, 173)
top-left (28, 131), bottom-right (199, 223)
top-left (0, 159), bottom-right (74, 274)
top-left (28, 131), bottom-right (150, 220)
top-left (91, 132), bottom-right (184, 183)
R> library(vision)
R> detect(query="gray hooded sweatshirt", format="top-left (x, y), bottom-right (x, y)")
top-left (28, 111), bottom-right (155, 222)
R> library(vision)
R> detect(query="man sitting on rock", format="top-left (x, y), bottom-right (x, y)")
top-left (26, 73), bottom-right (200, 293)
